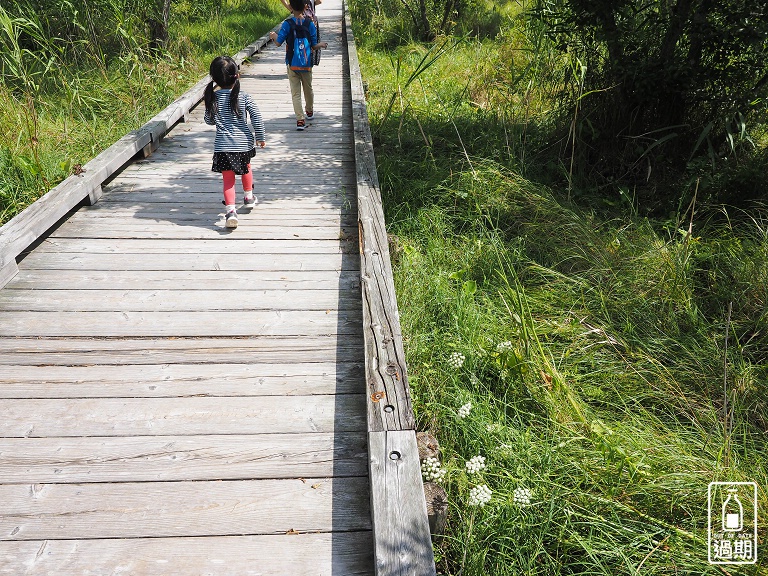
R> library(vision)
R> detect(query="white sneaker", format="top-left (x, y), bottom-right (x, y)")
top-left (225, 209), bottom-right (238, 228)
top-left (243, 193), bottom-right (257, 208)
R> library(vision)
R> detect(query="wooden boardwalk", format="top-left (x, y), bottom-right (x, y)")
top-left (0, 1), bottom-right (424, 573)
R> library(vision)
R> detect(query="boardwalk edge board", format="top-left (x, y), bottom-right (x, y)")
top-left (343, 3), bottom-right (437, 575)
top-left (0, 29), bottom-right (278, 289)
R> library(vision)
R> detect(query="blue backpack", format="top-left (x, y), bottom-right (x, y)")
top-left (287, 17), bottom-right (312, 72)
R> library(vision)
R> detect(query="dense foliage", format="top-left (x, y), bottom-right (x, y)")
top-left (352, 0), bottom-right (768, 573)
top-left (533, 0), bottom-right (768, 205)
top-left (351, 0), bottom-right (768, 209)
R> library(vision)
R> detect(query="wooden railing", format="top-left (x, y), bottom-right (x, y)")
top-left (343, 3), bottom-right (437, 575)
top-left (0, 32), bottom-right (275, 290)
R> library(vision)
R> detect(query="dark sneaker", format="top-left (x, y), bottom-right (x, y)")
top-left (296, 119), bottom-right (306, 131)
top-left (225, 210), bottom-right (238, 228)
top-left (305, 110), bottom-right (314, 120)
top-left (243, 194), bottom-right (257, 208)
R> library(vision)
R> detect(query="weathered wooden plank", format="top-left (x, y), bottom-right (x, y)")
top-left (68, 206), bottom-right (357, 220)
top-left (0, 259), bottom-right (18, 287)
top-left (15, 252), bottom-right (357, 272)
top-left (130, 159), bottom-right (354, 173)
top-left (0, 336), bottom-right (362, 366)
top-left (33, 237), bottom-right (356, 254)
top-left (0, 532), bottom-right (373, 576)
top-left (0, 395), bottom-right (366, 437)
top-left (0, 476), bottom-right (371, 540)
top-left (61, 212), bottom-right (358, 226)
top-left (0, 361), bottom-right (363, 397)
top-left (45, 225), bottom-right (358, 241)
top-left (344, 4), bottom-right (414, 433)
top-left (0, 288), bottom-right (360, 311)
top-left (0, 361), bottom-right (362, 396)
top-left (0, 432), bottom-right (368, 482)
top-left (146, 150), bottom-right (354, 163)
top-left (368, 430), bottom-right (436, 576)
top-left (98, 191), bottom-right (355, 206)
top-left (95, 196), bottom-right (355, 210)
top-left (109, 173), bottom-right (355, 184)
top-left (0, 309), bottom-right (363, 337)
top-left (6, 269), bottom-right (361, 290)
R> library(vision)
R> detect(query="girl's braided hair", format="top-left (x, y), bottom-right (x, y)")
top-left (203, 56), bottom-right (242, 119)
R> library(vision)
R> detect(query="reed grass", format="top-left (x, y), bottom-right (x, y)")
top-left (358, 27), bottom-right (768, 575)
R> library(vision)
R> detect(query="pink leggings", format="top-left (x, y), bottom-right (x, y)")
top-left (222, 165), bottom-right (253, 206)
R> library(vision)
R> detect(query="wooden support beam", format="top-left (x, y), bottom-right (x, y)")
top-left (0, 259), bottom-right (18, 289)
top-left (86, 184), bottom-right (103, 206)
top-left (344, 2), bottom-right (437, 574)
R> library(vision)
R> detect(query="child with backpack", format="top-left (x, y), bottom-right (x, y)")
top-left (203, 55), bottom-right (266, 229)
top-left (281, 0), bottom-right (322, 66)
top-left (269, 0), bottom-right (328, 131)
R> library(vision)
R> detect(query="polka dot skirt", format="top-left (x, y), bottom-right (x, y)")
top-left (211, 148), bottom-right (256, 174)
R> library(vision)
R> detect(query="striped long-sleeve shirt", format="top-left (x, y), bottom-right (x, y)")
top-left (204, 89), bottom-right (265, 152)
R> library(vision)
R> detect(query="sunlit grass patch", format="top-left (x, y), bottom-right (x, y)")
top-left (359, 28), bottom-right (767, 572)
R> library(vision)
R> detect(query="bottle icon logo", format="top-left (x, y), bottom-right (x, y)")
top-left (722, 488), bottom-right (744, 532)
top-left (708, 482), bottom-right (758, 565)
top-left (722, 488), bottom-right (743, 531)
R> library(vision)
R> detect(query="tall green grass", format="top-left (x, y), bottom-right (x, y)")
top-left (357, 26), bottom-right (768, 576)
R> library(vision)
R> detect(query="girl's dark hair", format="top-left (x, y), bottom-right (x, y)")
top-left (203, 56), bottom-right (242, 119)
top-left (289, 0), bottom-right (305, 12)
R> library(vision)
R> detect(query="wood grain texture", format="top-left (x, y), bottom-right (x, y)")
top-left (0, 259), bottom-right (18, 287)
top-left (0, 288), bottom-right (361, 311)
top-left (343, 3), bottom-right (414, 434)
top-left (6, 269), bottom-right (361, 290)
top-left (0, 432), bottom-right (368, 482)
top-left (0, 395), bottom-right (366, 437)
top-left (368, 431), bottom-right (435, 576)
top-left (0, 309), bottom-right (363, 337)
top-left (0, 476), bottom-right (371, 540)
top-left (15, 252), bottom-right (357, 271)
top-left (0, 362), bottom-right (363, 397)
top-left (0, 336), bottom-right (360, 365)
top-left (0, 532), bottom-right (373, 576)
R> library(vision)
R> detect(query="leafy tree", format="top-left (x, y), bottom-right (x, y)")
top-left (534, 0), bottom-right (768, 195)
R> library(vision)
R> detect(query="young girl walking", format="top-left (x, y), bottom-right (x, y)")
top-left (204, 55), bottom-right (266, 229)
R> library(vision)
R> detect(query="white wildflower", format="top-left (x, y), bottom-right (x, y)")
top-left (468, 484), bottom-right (492, 507)
top-left (496, 341), bottom-right (513, 352)
top-left (457, 402), bottom-right (472, 419)
top-left (470, 374), bottom-right (479, 386)
top-left (448, 351), bottom-right (465, 369)
top-left (421, 457), bottom-right (446, 482)
top-left (513, 486), bottom-right (533, 507)
top-left (465, 455), bottom-right (486, 474)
